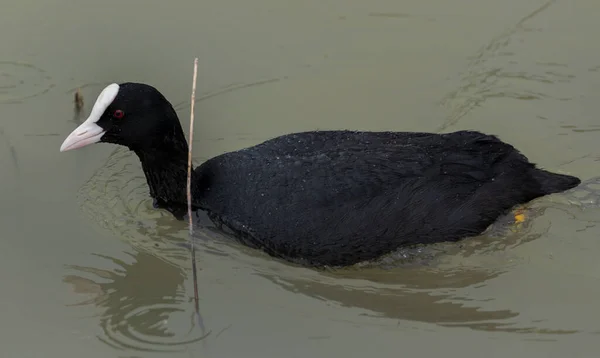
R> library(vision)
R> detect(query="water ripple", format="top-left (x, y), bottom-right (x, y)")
top-left (438, 0), bottom-right (567, 130)
top-left (0, 61), bottom-right (55, 104)
top-left (64, 251), bottom-right (208, 353)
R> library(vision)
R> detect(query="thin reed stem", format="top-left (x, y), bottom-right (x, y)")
top-left (187, 58), bottom-right (202, 327)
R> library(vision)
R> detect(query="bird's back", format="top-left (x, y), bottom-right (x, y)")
top-left (192, 130), bottom-right (572, 266)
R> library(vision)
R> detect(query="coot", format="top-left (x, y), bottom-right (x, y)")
top-left (60, 82), bottom-right (581, 267)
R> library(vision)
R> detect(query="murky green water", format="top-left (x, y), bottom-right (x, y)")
top-left (1, 0), bottom-right (600, 357)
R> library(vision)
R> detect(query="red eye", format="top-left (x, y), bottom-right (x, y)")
top-left (113, 110), bottom-right (124, 119)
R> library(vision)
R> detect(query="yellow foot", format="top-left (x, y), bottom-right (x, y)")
top-left (513, 205), bottom-right (527, 224)
top-left (514, 213), bottom-right (526, 223)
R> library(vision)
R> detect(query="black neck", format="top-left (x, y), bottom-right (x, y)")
top-left (131, 111), bottom-right (199, 220)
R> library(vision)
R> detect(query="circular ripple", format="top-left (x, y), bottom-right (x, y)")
top-left (64, 249), bottom-right (209, 353)
top-left (99, 303), bottom-right (208, 352)
top-left (77, 147), bottom-right (193, 265)
top-left (0, 61), bottom-right (54, 104)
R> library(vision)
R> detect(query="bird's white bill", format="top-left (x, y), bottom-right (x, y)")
top-left (59, 121), bottom-right (105, 152)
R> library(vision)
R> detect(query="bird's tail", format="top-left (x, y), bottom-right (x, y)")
top-left (532, 168), bottom-right (581, 195)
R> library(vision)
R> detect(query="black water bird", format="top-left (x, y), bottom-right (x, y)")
top-left (60, 82), bottom-right (580, 266)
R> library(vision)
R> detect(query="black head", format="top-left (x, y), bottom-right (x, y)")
top-left (60, 82), bottom-right (187, 153)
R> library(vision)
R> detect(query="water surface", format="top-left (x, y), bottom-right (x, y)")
top-left (1, 0), bottom-right (600, 357)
